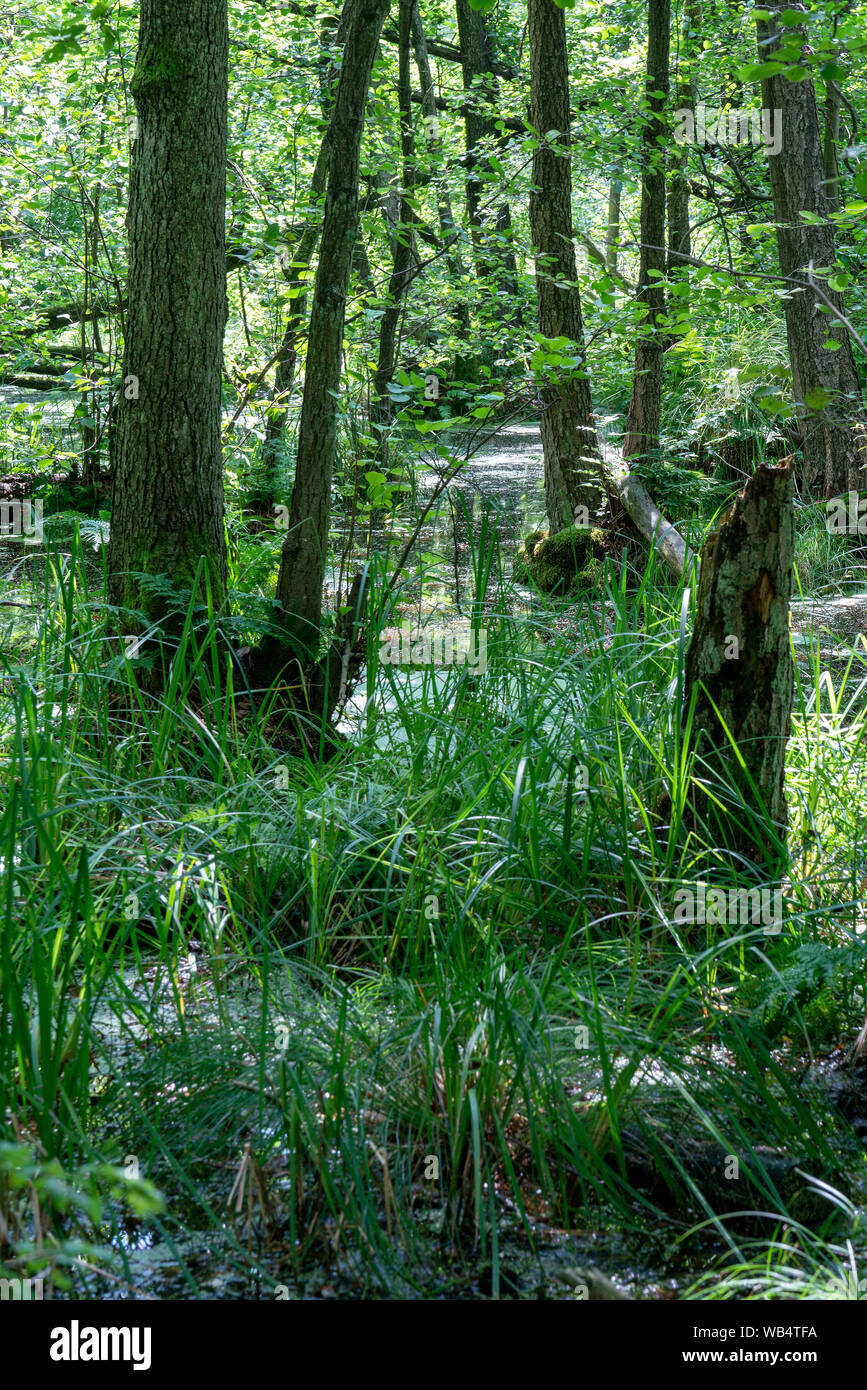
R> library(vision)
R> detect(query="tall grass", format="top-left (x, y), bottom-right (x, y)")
top-left (0, 524), bottom-right (864, 1297)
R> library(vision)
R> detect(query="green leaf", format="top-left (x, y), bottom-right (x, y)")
top-left (737, 61), bottom-right (785, 81)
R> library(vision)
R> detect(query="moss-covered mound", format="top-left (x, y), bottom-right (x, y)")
top-left (514, 524), bottom-right (607, 593)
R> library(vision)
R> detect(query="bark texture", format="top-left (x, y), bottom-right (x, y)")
top-left (455, 0), bottom-right (521, 314)
top-left (108, 0), bottom-right (229, 622)
top-left (683, 463), bottom-right (795, 857)
top-left (259, 0), bottom-right (357, 500)
top-left (372, 0), bottom-right (418, 438)
top-left (411, 0), bottom-right (472, 340)
top-left (623, 0), bottom-right (670, 464)
top-left (605, 178), bottom-right (622, 274)
top-left (666, 0), bottom-right (698, 298)
top-left (272, 0), bottom-right (391, 655)
top-left (759, 1), bottom-right (867, 497)
top-left (527, 0), bottom-right (603, 529)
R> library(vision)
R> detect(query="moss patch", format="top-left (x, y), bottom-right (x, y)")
top-left (131, 42), bottom-right (187, 97)
top-left (514, 525), bottom-right (607, 593)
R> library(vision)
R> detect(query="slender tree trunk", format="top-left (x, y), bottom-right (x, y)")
top-left (683, 463), bottom-right (795, 861)
top-left (823, 78), bottom-right (842, 214)
top-left (411, 0), bottom-right (471, 341)
top-left (259, 0), bottom-right (358, 502)
top-left (623, 0), bottom-right (670, 464)
top-left (80, 182), bottom-right (103, 487)
top-left (527, 0), bottom-right (603, 530)
top-left (666, 0), bottom-right (698, 299)
top-left (455, 0), bottom-right (521, 322)
top-left (372, 0), bottom-right (418, 441)
top-left (759, 1), bottom-right (867, 497)
top-left (605, 178), bottom-right (622, 274)
top-left (270, 0), bottom-right (391, 658)
top-left (108, 0), bottom-right (229, 627)
top-left (260, 140), bottom-right (330, 494)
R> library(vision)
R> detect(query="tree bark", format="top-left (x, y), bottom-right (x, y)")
top-left (605, 178), bottom-right (622, 274)
top-left (666, 0), bottom-right (698, 302)
top-left (605, 451), bottom-right (696, 577)
top-left (758, 1), bottom-right (867, 498)
top-left (823, 78), bottom-right (842, 214)
top-left (108, 0), bottom-right (229, 627)
top-left (257, 139), bottom-right (331, 505)
top-left (371, 0), bottom-right (418, 441)
top-left (258, 0), bottom-right (359, 505)
top-left (623, 0), bottom-right (670, 464)
top-left (411, 0), bottom-right (472, 341)
top-left (527, 0), bottom-right (604, 529)
top-left (683, 462), bottom-right (795, 859)
top-left (455, 0), bottom-right (522, 322)
top-left (270, 0), bottom-right (391, 658)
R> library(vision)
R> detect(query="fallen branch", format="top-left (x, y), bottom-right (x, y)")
top-left (599, 446), bottom-right (697, 578)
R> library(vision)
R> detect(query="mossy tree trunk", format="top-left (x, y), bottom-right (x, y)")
top-left (527, 0), bottom-right (604, 530)
top-left (683, 462), bottom-right (795, 859)
top-left (108, 0), bottom-right (229, 626)
top-left (758, 1), bottom-right (867, 498)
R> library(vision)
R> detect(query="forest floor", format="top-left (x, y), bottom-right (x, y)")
top-left (2, 424), bottom-right (867, 1299)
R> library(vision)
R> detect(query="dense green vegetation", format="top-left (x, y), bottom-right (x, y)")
top-left (0, 0), bottom-right (866, 1304)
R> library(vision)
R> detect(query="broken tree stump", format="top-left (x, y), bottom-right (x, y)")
top-left (683, 462), bottom-right (795, 859)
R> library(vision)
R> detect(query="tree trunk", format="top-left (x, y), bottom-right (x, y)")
top-left (270, 0), bottom-right (391, 659)
top-left (108, 0), bottom-right (229, 627)
top-left (257, 141), bottom-right (330, 505)
top-left (371, 0), bottom-right (418, 443)
top-left (623, 0), bottom-right (670, 464)
top-left (823, 77), bottom-right (842, 214)
top-left (666, 0), bottom-right (698, 300)
top-left (258, 0), bottom-right (357, 504)
top-left (411, 0), bottom-right (472, 341)
top-left (455, 0), bottom-right (521, 324)
top-left (527, 0), bottom-right (604, 530)
top-left (605, 450), bottom-right (696, 577)
top-left (759, 1), bottom-right (867, 498)
top-left (683, 462), bottom-right (795, 860)
top-left (605, 178), bottom-right (622, 274)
